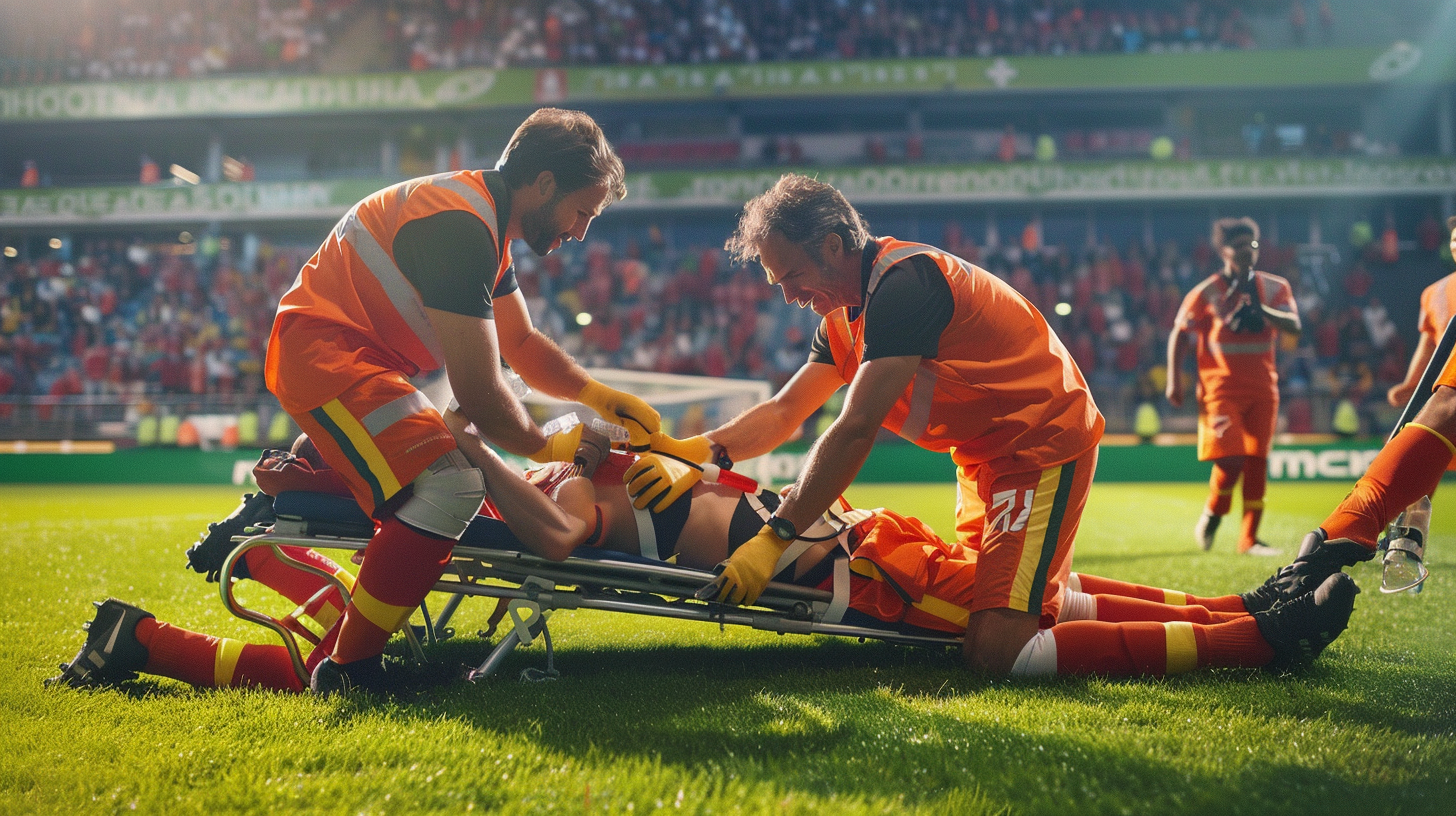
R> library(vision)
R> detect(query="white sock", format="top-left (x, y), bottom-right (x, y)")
top-left (1057, 589), bottom-right (1097, 623)
top-left (1010, 629), bottom-right (1058, 677)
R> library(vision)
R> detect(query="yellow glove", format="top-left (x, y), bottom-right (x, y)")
top-left (623, 434), bottom-right (713, 512)
top-left (699, 525), bottom-right (790, 605)
top-left (528, 423), bottom-right (584, 464)
top-left (577, 379), bottom-right (660, 438)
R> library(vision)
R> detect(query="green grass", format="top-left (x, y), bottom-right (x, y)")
top-left (2, 482), bottom-right (1454, 815)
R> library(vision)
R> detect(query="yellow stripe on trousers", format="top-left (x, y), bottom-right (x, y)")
top-left (1009, 467), bottom-right (1063, 612)
top-left (319, 399), bottom-right (403, 499)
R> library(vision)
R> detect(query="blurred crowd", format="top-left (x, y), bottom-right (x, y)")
top-left (2, 211), bottom-right (1443, 438)
top-left (3, 0), bottom-right (1334, 84)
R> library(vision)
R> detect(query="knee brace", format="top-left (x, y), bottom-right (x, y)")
top-left (1010, 629), bottom-right (1059, 677)
top-left (395, 450), bottom-right (485, 540)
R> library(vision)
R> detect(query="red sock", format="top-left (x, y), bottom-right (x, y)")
top-left (1322, 424), bottom-right (1454, 548)
top-left (1073, 573), bottom-right (1248, 612)
top-left (1238, 457), bottom-right (1267, 551)
top-left (136, 618), bottom-right (304, 691)
top-left (1207, 461), bottom-right (1239, 516)
top-left (1192, 617), bottom-right (1273, 668)
top-left (329, 517), bottom-right (455, 665)
top-left (1093, 594), bottom-right (1246, 624)
top-left (1051, 617), bottom-right (1273, 676)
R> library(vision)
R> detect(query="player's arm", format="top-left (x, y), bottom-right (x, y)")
top-left (1250, 277), bottom-right (1300, 335)
top-left (1165, 325), bottom-right (1191, 408)
top-left (1389, 330), bottom-right (1438, 408)
top-left (443, 407), bottom-right (595, 561)
top-left (429, 307), bottom-right (549, 457)
top-left (772, 355), bottom-right (919, 533)
top-left (705, 361), bottom-right (846, 460)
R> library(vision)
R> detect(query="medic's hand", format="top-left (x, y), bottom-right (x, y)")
top-left (623, 434), bottom-right (713, 511)
top-left (698, 526), bottom-right (789, 605)
top-left (577, 379), bottom-right (660, 439)
top-left (529, 423), bottom-right (584, 464)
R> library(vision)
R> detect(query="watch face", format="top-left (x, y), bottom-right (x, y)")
top-left (769, 516), bottom-right (796, 541)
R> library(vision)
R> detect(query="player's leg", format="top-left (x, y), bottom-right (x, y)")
top-left (50, 599), bottom-right (305, 692)
top-left (1023, 571), bottom-right (1356, 676)
top-left (1196, 397), bottom-right (1244, 551)
top-left (1059, 589), bottom-right (1247, 624)
top-left (1236, 396), bottom-right (1278, 555)
top-left (959, 448), bottom-right (1095, 674)
top-left (290, 374), bottom-right (482, 693)
top-left (1068, 573), bottom-right (1248, 612)
top-left (1243, 370), bottom-right (1456, 612)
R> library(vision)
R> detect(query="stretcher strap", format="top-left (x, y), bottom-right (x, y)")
top-left (632, 505), bottom-right (660, 561)
top-left (823, 555), bottom-right (851, 624)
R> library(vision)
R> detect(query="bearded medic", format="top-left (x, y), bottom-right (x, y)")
top-left (622, 175), bottom-right (1354, 678)
top-left (261, 108), bottom-right (660, 694)
top-left (1166, 217), bottom-right (1301, 556)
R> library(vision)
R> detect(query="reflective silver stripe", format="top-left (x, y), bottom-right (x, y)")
top-left (822, 556), bottom-right (851, 624)
top-left (363, 390), bottom-right (435, 436)
top-left (897, 364), bottom-right (938, 443)
top-left (632, 505), bottom-right (659, 561)
top-left (340, 211), bottom-right (445, 363)
top-left (867, 243), bottom-right (934, 298)
top-left (431, 175), bottom-right (500, 238)
top-left (1211, 340), bottom-right (1272, 355)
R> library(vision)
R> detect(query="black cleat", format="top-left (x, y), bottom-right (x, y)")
top-left (1254, 572), bottom-right (1359, 673)
top-left (47, 599), bottom-right (153, 688)
top-left (1240, 529), bottom-right (1375, 613)
top-left (309, 655), bottom-right (392, 697)
top-left (185, 492), bottom-right (275, 582)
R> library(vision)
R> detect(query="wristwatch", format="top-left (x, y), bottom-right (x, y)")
top-left (767, 514), bottom-right (798, 542)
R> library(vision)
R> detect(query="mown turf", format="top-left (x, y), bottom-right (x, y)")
top-left (2, 481), bottom-right (1453, 815)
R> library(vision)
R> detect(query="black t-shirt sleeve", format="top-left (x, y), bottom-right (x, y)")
top-left (861, 255), bottom-right (954, 360)
top-left (808, 321), bottom-right (835, 366)
top-left (392, 209), bottom-right (503, 319)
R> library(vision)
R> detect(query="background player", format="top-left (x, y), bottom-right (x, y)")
top-left (1166, 217), bottom-right (1301, 556)
top-left (1387, 215), bottom-right (1456, 409)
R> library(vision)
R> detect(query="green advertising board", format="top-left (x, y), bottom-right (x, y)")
top-left (4, 157), bottom-right (1454, 227)
top-left (1, 43), bottom-right (1447, 123)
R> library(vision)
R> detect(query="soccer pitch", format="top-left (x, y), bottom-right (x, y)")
top-left (3, 481), bottom-right (1453, 815)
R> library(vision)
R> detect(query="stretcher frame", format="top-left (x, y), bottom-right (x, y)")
top-left (217, 493), bottom-right (963, 685)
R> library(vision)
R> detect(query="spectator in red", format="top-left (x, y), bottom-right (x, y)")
top-left (21, 160), bottom-right (40, 189)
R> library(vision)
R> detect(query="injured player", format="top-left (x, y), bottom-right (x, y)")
top-left (49, 408), bottom-right (1358, 692)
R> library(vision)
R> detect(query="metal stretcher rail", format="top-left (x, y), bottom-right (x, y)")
top-left (222, 522), bottom-right (963, 685)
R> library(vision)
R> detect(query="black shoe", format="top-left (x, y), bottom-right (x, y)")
top-left (1240, 529), bottom-right (1375, 613)
top-left (1254, 572), bottom-right (1359, 673)
top-left (47, 599), bottom-right (154, 688)
top-left (186, 492), bottom-right (275, 582)
top-left (309, 655), bottom-right (392, 696)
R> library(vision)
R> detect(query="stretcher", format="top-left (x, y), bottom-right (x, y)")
top-left (218, 490), bottom-right (963, 685)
